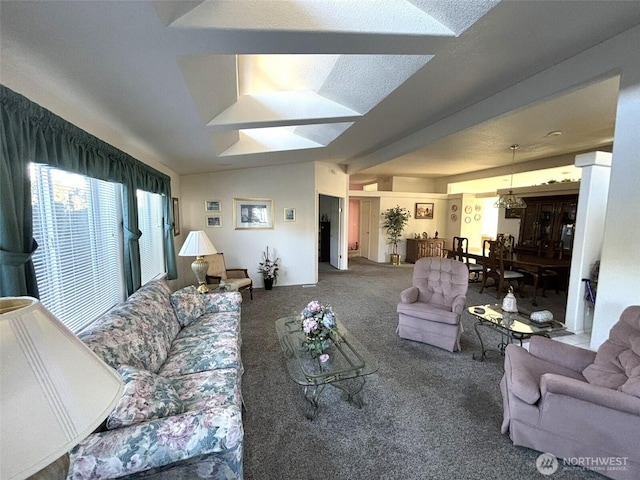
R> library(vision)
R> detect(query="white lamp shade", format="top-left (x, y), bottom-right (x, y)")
top-left (178, 230), bottom-right (218, 257)
top-left (0, 297), bottom-right (124, 480)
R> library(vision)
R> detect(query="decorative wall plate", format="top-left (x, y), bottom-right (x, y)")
top-left (465, 216), bottom-right (471, 223)
top-left (475, 204), bottom-right (482, 211)
top-left (450, 213), bottom-right (458, 221)
top-left (464, 206), bottom-right (472, 214)
top-left (474, 214), bottom-right (481, 221)
top-left (451, 205), bottom-right (458, 212)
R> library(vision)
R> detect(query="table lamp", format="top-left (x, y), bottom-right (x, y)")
top-left (178, 230), bottom-right (218, 293)
top-left (0, 297), bottom-right (124, 480)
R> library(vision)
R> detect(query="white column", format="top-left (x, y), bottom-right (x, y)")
top-left (565, 152), bottom-right (611, 334)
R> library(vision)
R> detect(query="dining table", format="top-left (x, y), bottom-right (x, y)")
top-left (464, 250), bottom-right (571, 306)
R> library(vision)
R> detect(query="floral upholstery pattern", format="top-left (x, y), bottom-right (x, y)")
top-left (160, 332), bottom-right (240, 377)
top-left (106, 366), bottom-right (184, 430)
top-left (69, 281), bottom-right (244, 480)
top-left (70, 407), bottom-right (242, 480)
top-left (172, 369), bottom-right (241, 412)
top-left (170, 286), bottom-right (206, 327)
top-left (79, 279), bottom-right (181, 373)
top-left (202, 292), bottom-right (243, 313)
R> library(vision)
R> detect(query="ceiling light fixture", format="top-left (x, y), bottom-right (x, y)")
top-left (545, 130), bottom-right (563, 137)
top-left (494, 144), bottom-right (527, 209)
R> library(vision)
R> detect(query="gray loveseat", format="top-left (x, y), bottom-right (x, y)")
top-left (67, 279), bottom-right (244, 479)
top-left (500, 305), bottom-right (640, 480)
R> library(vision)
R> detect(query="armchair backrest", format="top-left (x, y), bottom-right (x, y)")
top-left (582, 305), bottom-right (640, 398)
top-left (204, 253), bottom-right (227, 281)
top-left (412, 257), bottom-right (469, 308)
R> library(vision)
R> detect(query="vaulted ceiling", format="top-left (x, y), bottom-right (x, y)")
top-left (2, 1), bottom-right (639, 189)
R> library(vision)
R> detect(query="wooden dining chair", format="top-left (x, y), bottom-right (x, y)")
top-left (479, 240), bottom-right (524, 298)
top-left (524, 240), bottom-right (565, 298)
top-left (452, 236), bottom-right (483, 282)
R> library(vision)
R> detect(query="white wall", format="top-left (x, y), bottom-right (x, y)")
top-left (590, 56), bottom-right (640, 349)
top-left (179, 162), bottom-right (317, 288)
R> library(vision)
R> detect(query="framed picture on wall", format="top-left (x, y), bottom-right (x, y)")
top-left (172, 197), bottom-right (180, 236)
top-left (205, 200), bottom-right (221, 212)
top-left (234, 198), bottom-right (274, 229)
top-left (284, 207), bottom-right (296, 222)
top-left (415, 202), bottom-right (434, 219)
top-left (505, 208), bottom-right (524, 219)
top-left (206, 214), bottom-right (222, 228)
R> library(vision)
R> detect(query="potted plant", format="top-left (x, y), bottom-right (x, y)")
top-left (258, 247), bottom-right (279, 290)
top-left (382, 205), bottom-right (411, 265)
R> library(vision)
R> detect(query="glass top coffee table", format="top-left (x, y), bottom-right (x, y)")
top-left (275, 316), bottom-right (378, 419)
top-left (468, 304), bottom-right (566, 361)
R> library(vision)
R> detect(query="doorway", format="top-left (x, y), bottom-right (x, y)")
top-left (319, 194), bottom-right (342, 269)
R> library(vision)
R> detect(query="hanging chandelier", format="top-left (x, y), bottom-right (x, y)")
top-left (495, 144), bottom-right (527, 209)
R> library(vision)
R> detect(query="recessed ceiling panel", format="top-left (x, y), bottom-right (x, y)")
top-left (162, 0), bottom-right (457, 36)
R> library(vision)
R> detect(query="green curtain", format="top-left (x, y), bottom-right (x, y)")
top-left (0, 85), bottom-right (177, 297)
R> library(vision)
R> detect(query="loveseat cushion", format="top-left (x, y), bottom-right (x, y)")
top-left (583, 305), bottom-right (640, 397)
top-left (106, 365), bottom-right (184, 430)
top-left (170, 286), bottom-right (206, 327)
top-left (397, 301), bottom-right (458, 325)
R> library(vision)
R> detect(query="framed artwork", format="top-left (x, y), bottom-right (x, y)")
top-left (505, 208), bottom-right (524, 219)
top-left (415, 202), bottom-right (434, 219)
top-left (206, 214), bottom-right (222, 228)
top-left (172, 197), bottom-right (180, 236)
top-left (284, 207), bottom-right (296, 222)
top-left (205, 200), bottom-right (221, 212)
top-left (234, 198), bottom-right (274, 229)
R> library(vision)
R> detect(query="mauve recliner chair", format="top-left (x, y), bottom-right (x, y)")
top-left (500, 305), bottom-right (640, 480)
top-left (397, 257), bottom-right (469, 352)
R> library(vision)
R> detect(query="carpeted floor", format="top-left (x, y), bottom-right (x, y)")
top-left (239, 257), bottom-right (599, 480)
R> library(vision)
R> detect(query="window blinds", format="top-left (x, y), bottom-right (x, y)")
top-left (30, 164), bottom-right (125, 333)
top-left (137, 190), bottom-right (166, 285)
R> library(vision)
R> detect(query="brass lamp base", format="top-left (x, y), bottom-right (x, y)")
top-left (191, 256), bottom-right (210, 293)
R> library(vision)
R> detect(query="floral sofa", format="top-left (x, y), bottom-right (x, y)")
top-left (67, 279), bottom-right (244, 479)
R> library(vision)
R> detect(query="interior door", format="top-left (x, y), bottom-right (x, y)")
top-left (360, 200), bottom-right (371, 259)
top-left (329, 197), bottom-right (340, 269)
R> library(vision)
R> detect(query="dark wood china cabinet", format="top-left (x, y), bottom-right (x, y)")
top-left (517, 195), bottom-right (578, 256)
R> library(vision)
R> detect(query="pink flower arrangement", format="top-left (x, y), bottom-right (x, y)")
top-left (299, 300), bottom-right (338, 359)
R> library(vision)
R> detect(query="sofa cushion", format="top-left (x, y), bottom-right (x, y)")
top-left (170, 286), bottom-right (206, 327)
top-left (160, 332), bottom-right (241, 377)
top-left (172, 368), bottom-right (242, 412)
top-left (80, 279), bottom-right (180, 372)
top-left (106, 365), bottom-right (184, 430)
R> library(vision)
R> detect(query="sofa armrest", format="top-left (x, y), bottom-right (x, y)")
top-left (400, 286), bottom-right (419, 304)
top-left (529, 336), bottom-right (596, 372)
top-left (451, 294), bottom-right (466, 314)
top-left (226, 268), bottom-right (250, 280)
top-left (69, 406), bottom-right (243, 480)
top-left (202, 291), bottom-right (242, 313)
top-left (541, 373), bottom-right (640, 416)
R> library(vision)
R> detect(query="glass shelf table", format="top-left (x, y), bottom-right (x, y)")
top-left (275, 316), bottom-right (378, 419)
top-left (468, 304), bottom-right (566, 361)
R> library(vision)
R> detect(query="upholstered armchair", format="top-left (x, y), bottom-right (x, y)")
top-left (397, 257), bottom-right (469, 352)
top-left (205, 253), bottom-right (253, 299)
top-left (500, 305), bottom-right (640, 480)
